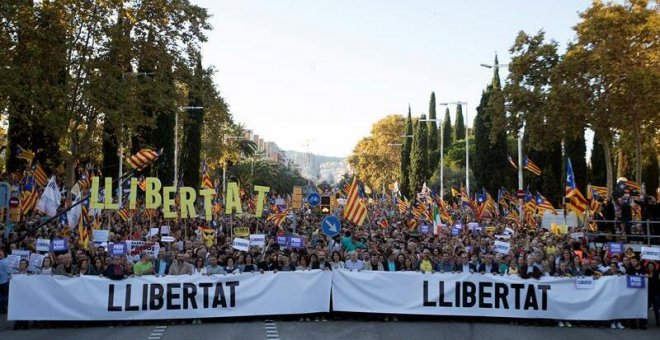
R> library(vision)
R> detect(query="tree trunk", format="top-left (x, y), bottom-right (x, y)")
top-left (601, 138), bottom-right (614, 196)
top-left (633, 122), bottom-right (642, 184)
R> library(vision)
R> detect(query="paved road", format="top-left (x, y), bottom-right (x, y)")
top-left (2, 315), bottom-right (659, 340)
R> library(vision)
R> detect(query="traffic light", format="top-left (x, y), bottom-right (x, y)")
top-left (320, 196), bottom-right (331, 214)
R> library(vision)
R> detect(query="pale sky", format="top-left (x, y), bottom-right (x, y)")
top-left (195, 0), bottom-right (592, 158)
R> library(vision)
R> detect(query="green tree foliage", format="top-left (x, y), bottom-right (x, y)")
top-left (399, 107), bottom-right (413, 198)
top-left (427, 92), bottom-right (439, 171)
top-left (643, 154), bottom-right (659, 197)
top-left (474, 56), bottom-right (511, 194)
top-left (230, 158), bottom-right (307, 195)
top-left (454, 104), bottom-right (465, 142)
top-left (409, 114), bottom-right (429, 194)
top-left (565, 131), bottom-right (587, 193)
top-left (180, 57), bottom-right (206, 188)
top-left (442, 108), bottom-right (453, 153)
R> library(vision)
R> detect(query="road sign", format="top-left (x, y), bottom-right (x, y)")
top-left (307, 192), bottom-right (321, 207)
top-left (321, 215), bottom-right (341, 237)
top-left (516, 190), bottom-right (525, 199)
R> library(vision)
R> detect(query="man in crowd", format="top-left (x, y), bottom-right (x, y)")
top-left (133, 253), bottom-right (154, 276)
top-left (168, 253), bottom-right (194, 275)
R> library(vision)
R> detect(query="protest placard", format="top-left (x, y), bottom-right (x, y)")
top-left (626, 275), bottom-right (645, 289)
top-left (641, 246), bottom-right (660, 261)
top-left (249, 234), bottom-right (266, 247)
top-left (7, 254), bottom-right (21, 269)
top-left (12, 249), bottom-right (31, 260)
top-left (570, 232), bottom-right (584, 239)
top-left (494, 240), bottom-right (510, 255)
top-left (92, 230), bottom-right (109, 243)
top-left (289, 236), bottom-right (304, 249)
top-left (28, 253), bottom-right (44, 271)
top-left (36, 239), bottom-right (51, 252)
top-left (277, 235), bottom-right (287, 245)
top-left (109, 243), bottom-right (127, 257)
top-left (160, 225), bottom-right (170, 235)
top-left (148, 227), bottom-right (159, 237)
top-left (608, 242), bottom-right (624, 255)
top-left (232, 238), bottom-right (250, 252)
top-left (50, 239), bottom-right (69, 252)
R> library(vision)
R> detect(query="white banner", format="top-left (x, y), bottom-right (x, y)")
top-left (9, 271), bottom-right (332, 321)
top-left (331, 270), bottom-right (647, 320)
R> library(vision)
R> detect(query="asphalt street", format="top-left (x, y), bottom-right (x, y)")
top-left (2, 315), bottom-right (660, 340)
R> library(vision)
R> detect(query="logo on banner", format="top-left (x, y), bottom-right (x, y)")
top-left (575, 276), bottom-right (594, 289)
top-left (627, 275), bottom-right (645, 289)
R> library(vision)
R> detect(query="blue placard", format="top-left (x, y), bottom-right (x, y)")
top-left (626, 275), bottom-right (645, 289)
top-left (277, 236), bottom-right (287, 245)
top-left (609, 242), bottom-right (624, 255)
top-left (109, 243), bottom-right (127, 257)
top-left (307, 192), bottom-right (321, 207)
top-left (50, 239), bottom-right (69, 252)
top-left (321, 215), bottom-right (342, 237)
top-left (451, 227), bottom-right (460, 236)
top-left (289, 236), bottom-right (304, 249)
top-left (420, 225), bottom-right (430, 234)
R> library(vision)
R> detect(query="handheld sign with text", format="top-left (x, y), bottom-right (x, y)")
top-left (249, 234), bottom-right (266, 247)
top-left (232, 238), bottom-right (250, 252)
top-left (28, 253), bottom-right (44, 271)
top-left (110, 243), bottom-right (127, 257)
top-left (307, 192), bottom-right (321, 207)
top-left (161, 236), bottom-right (176, 243)
top-left (6, 255), bottom-right (21, 269)
top-left (641, 246), bottom-right (660, 261)
top-left (451, 227), bottom-right (460, 237)
top-left (494, 240), bottom-right (510, 255)
top-left (468, 222), bottom-right (482, 233)
top-left (36, 239), bottom-right (51, 252)
top-left (277, 236), bottom-right (287, 245)
top-left (420, 225), bottom-right (430, 234)
top-left (160, 225), bottom-right (170, 235)
top-left (288, 236), bottom-right (304, 249)
top-left (50, 239), bottom-right (69, 252)
top-left (12, 250), bottom-right (30, 261)
top-left (575, 276), bottom-right (594, 289)
top-left (608, 242), bottom-right (624, 255)
top-left (570, 232), bottom-right (584, 239)
top-left (93, 230), bottom-right (109, 243)
top-left (321, 215), bottom-right (341, 237)
top-left (627, 275), bottom-right (645, 289)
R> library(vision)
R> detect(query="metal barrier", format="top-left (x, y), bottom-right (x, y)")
top-left (585, 219), bottom-right (660, 245)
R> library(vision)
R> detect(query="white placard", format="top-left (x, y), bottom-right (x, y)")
top-left (36, 239), bottom-right (51, 252)
top-left (249, 234), bottom-right (266, 247)
top-left (161, 236), bottom-right (175, 243)
top-left (575, 276), bottom-right (594, 289)
top-left (504, 227), bottom-right (514, 236)
top-left (93, 230), bottom-right (109, 242)
top-left (28, 253), bottom-right (45, 271)
top-left (8, 271), bottom-right (332, 321)
top-left (11, 250), bottom-right (31, 260)
top-left (641, 246), bottom-right (660, 261)
top-left (570, 232), bottom-right (584, 239)
top-left (494, 240), bottom-right (510, 254)
top-left (232, 238), bottom-right (250, 252)
top-left (148, 227), bottom-right (159, 237)
top-left (494, 234), bottom-right (511, 240)
top-left (160, 225), bottom-right (170, 235)
top-left (6, 255), bottom-right (21, 269)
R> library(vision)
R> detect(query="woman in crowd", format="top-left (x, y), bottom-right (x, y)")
top-left (296, 256), bottom-right (309, 271)
top-left (39, 257), bottom-right (54, 275)
top-left (193, 257), bottom-right (207, 275)
top-left (240, 254), bottom-right (259, 273)
top-left (330, 251), bottom-right (344, 269)
top-left (224, 257), bottom-right (240, 274)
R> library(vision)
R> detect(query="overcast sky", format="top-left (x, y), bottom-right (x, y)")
top-left (195, 0), bottom-right (592, 158)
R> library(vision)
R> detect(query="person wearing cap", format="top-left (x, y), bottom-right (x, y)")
top-left (133, 253), bottom-right (154, 276)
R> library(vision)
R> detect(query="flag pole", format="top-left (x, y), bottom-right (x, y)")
top-left (14, 157), bottom-right (160, 244)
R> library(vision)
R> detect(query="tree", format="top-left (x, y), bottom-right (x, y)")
top-left (399, 107), bottom-right (413, 198)
top-left (427, 92), bottom-right (439, 171)
top-left (454, 104), bottom-right (465, 141)
top-left (348, 115), bottom-right (405, 194)
top-left (474, 55), bottom-right (511, 194)
top-left (643, 154), bottom-right (659, 197)
top-left (589, 133), bottom-right (607, 186)
top-left (409, 114), bottom-right (429, 194)
top-left (442, 107), bottom-right (453, 154)
top-left (558, 0), bottom-right (660, 193)
top-left (565, 131), bottom-right (587, 194)
top-left (180, 56), bottom-right (205, 188)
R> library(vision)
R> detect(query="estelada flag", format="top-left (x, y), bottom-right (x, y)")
top-left (126, 148), bottom-right (161, 170)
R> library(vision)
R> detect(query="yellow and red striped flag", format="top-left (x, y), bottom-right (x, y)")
top-left (343, 178), bottom-right (367, 225)
top-left (16, 145), bottom-right (35, 162)
top-left (202, 160), bottom-right (214, 189)
top-left (20, 177), bottom-right (40, 216)
top-left (33, 162), bottom-right (48, 187)
top-left (126, 148), bottom-right (160, 170)
top-left (523, 156), bottom-right (542, 176)
top-left (117, 208), bottom-right (133, 222)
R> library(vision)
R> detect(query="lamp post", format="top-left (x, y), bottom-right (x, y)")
top-left (439, 101), bottom-right (469, 195)
top-left (480, 62), bottom-right (523, 221)
top-left (175, 106), bottom-right (204, 187)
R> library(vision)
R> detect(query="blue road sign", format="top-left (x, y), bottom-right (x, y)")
top-left (307, 192), bottom-right (321, 207)
top-left (321, 215), bottom-right (341, 237)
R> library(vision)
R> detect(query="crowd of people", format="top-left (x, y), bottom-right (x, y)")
top-left (1, 179), bottom-right (660, 330)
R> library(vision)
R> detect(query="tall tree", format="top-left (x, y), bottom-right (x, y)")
top-left (442, 107), bottom-right (453, 153)
top-left (643, 154), bottom-right (659, 197)
top-left (409, 114), bottom-right (429, 194)
top-left (399, 107), bottom-right (413, 198)
top-left (427, 92), bottom-right (439, 171)
top-left (454, 104), bottom-right (465, 141)
top-left (565, 131), bottom-right (587, 193)
top-left (180, 56), bottom-right (205, 188)
top-left (474, 55), bottom-right (511, 194)
top-left (589, 132), bottom-right (607, 186)
top-left (348, 115), bottom-right (405, 193)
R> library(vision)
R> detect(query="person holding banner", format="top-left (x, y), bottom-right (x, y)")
top-left (104, 256), bottom-right (126, 280)
top-left (134, 253), bottom-right (155, 276)
top-left (168, 253), bottom-right (194, 275)
top-left (39, 257), bottom-right (54, 275)
top-left (53, 253), bottom-right (79, 277)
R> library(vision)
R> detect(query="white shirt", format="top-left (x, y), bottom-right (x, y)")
top-left (345, 259), bottom-right (364, 271)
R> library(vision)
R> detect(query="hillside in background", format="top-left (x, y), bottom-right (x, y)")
top-left (285, 150), bottom-right (349, 184)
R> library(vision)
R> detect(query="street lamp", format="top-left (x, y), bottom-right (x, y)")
top-left (480, 62), bottom-right (523, 221)
top-left (175, 106), bottom-right (204, 187)
top-left (439, 101), bottom-right (469, 195)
